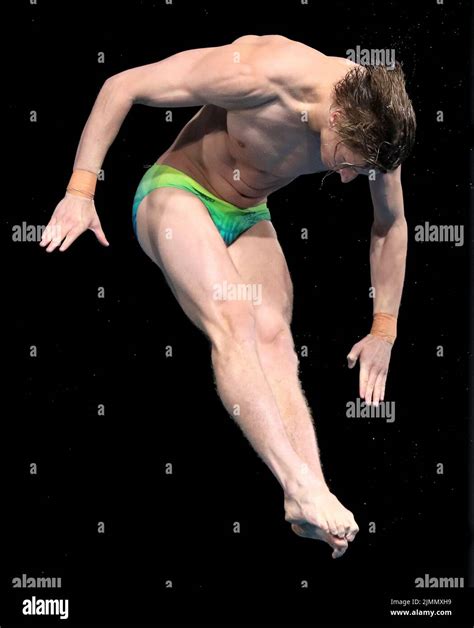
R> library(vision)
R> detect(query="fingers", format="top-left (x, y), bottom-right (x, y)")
top-left (92, 225), bottom-right (110, 247)
top-left (39, 195), bottom-right (109, 253)
top-left (58, 226), bottom-right (84, 252)
top-left (42, 223), bottom-right (79, 253)
top-left (39, 221), bottom-right (63, 250)
top-left (45, 231), bottom-right (65, 253)
top-left (359, 364), bottom-right (369, 399)
top-left (362, 368), bottom-right (388, 405)
top-left (372, 371), bottom-right (387, 405)
top-left (352, 336), bottom-right (392, 404)
top-left (40, 219), bottom-right (72, 253)
top-left (346, 353), bottom-right (356, 368)
top-left (346, 341), bottom-right (362, 368)
top-left (363, 368), bottom-right (378, 405)
top-left (40, 222), bottom-right (109, 252)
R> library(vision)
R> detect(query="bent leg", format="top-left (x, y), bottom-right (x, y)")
top-left (228, 221), bottom-right (359, 552)
top-left (135, 188), bottom-right (307, 491)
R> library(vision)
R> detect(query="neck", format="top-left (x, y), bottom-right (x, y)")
top-left (308, 99), bottom-right (332, 134)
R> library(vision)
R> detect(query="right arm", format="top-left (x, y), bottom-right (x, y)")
top-left (40, 41), bottom-right (277, 252)
top-left (74, 43), bottom-right (275, 174)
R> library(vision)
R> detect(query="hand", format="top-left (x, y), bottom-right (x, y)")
top-left (39, 192), bottom-right (109, 253)
top-left (347, 334), bottom-right (392, 405)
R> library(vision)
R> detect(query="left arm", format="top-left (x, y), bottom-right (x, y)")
top-left (347, 166), bottom-right (408, 404)
top-left (369, 165), bottom-right (407, 316)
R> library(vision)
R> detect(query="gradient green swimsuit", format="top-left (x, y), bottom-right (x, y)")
top-left (132, 164), bottom-right (271, 246)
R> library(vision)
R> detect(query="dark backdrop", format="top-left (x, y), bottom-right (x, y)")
top-left (3, 0), bottom-right (473, 624)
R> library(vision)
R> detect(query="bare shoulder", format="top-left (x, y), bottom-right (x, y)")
top-left (223, 36), bottom-right (337, 105)
top-left (328, 55), bottom-right (362, 70)
top-left (231, 34), bottom-right (322, 58)
top-left (231, 34), bottom-right (293, 45)
top-left (232, 35), bottom-right (327, 84)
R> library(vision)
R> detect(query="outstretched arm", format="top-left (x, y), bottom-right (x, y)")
top-left (40, 40), bottom-right (275, 253)
top-left (74, 42), bottom-right (274, 174)
top-left (347, 166), bottom-right (407, 404)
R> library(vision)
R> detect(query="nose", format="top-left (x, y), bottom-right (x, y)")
top-left (339, 168), bottom-right (359, 183)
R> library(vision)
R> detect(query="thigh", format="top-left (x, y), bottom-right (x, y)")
top-left (227, 221), bottom-right (294, 330)
top-left (135, 186), bottom-right (250, 335)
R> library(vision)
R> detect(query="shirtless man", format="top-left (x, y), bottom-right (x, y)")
top-left (40, 35), bottom-right (416, 559)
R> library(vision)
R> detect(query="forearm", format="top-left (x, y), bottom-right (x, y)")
top-left (369, 217), bottom-right (408, 317)
top-left (73, 76), bottom-right (133, 174)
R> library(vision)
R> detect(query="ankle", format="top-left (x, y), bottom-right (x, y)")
top-left (284, 466), bottom-right (329, 497)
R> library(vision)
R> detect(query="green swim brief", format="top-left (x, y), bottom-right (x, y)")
top-left (132, 163), bottom-right (271, 246)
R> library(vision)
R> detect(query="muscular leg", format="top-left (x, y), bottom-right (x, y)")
top-left (228, 221), bottom-right (359, 551)
top-left (136, 188), bottom-right (352, 557)
top-left (135, 187), bottom-right (308, 489)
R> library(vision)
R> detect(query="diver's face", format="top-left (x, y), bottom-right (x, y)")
top-left (320, 115), bottom-right (371, 183)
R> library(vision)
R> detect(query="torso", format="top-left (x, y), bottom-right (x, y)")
top-left (155, 36), bottom-right (356, 208)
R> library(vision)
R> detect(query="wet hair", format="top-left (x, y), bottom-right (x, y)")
top-left (331, 62), bottom-right (416, 173)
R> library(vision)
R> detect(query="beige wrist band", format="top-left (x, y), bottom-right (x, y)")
top-left (66, 169), bottom-right (98, 200)
top-left (370, 312), bottom-right (397, 344)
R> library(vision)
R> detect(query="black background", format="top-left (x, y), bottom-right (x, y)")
top-left (3, 0), bottom-right (473, 624)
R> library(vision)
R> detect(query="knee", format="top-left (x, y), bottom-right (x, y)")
top-left (256, 309), bottom-right (299, 364)
top-left (206, 300), bottom-right (257, 353)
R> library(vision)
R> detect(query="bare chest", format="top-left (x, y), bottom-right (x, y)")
top-left (225, 103), bottom-right (324, 179)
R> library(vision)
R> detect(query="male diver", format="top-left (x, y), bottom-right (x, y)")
top-left (40, 35), bottom-right (415, 558)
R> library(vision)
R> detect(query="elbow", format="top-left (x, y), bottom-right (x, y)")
top-left (103, 73), bottom-right (122, 88)
top-left (102, 72), bottom-right (135, 105)
top-left (372, 215), bottom-right (407, 239)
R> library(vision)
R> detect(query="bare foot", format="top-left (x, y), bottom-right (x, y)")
top-left (284, 480), bottom-right (359, 558)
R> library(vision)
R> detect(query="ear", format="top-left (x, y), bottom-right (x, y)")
top-left (329, 109), bottom-right (341, 128)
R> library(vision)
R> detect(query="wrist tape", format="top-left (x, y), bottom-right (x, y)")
top-left (370, 312), bottom-right (397, 344)
top-left (66, 169), bottom-right (98, 200)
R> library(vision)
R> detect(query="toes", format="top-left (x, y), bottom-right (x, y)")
top-left (314, 518), bottom-right (330, 534)
top-left (329, 518), bottom-right (346, 539)
top-left (328, 520), bottom-right (340, 537)
top-left (346, 523), bottom-right (360, 542)
top-left (326, 531), bottom-right (348, 550)
top-left (331, 539), bottom-right (348, 559)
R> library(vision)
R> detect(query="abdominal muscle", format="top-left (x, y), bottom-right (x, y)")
top-left (154, 104), bottom-right (295, 208)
